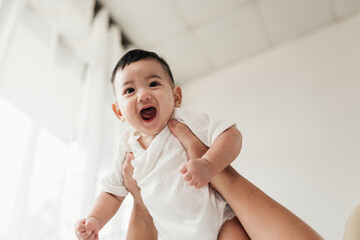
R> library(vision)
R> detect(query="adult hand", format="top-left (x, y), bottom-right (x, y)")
top-left (122, 120), bottom-right (209, 194)
top-left (168, 119), bottom-right (211, 188)
top-left (122, 154), bottom-right (158, 240)
top-left (168, 119), bottom-right (208, 160)
top-left (122, 152), bottom-right (144, 205)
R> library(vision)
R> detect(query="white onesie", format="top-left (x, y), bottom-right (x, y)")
top-left (102, 108), bottom-right (235, 240)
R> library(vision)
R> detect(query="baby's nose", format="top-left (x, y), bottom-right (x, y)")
top-left (138, 91), bottom-right (151, 102)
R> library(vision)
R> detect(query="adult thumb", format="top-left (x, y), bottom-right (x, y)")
top-left (125, 152), bottom-right (134, 162)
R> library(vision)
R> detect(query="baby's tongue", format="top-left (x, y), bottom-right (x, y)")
top-left (141, 107), bottom-right (156, 120)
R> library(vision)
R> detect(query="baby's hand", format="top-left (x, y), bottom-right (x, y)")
top-left (74, 217), bottom-right (100, 240)
top-left (179, 158), bottom-right (216, 188)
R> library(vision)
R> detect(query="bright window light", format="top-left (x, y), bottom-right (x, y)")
top-left (24, 127), bottom-right (68, 238)
top-left (0, 96), bottom-right (33, 237)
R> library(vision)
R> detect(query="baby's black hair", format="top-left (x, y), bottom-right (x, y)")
top-left (111, 49), bottom-right (175, 85)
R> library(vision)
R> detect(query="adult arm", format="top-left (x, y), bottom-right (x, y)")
top-left (123, 120), bottom-right (322, 240)
top-left (169, 120), bottom-right (322, 240)
top-left (211, 167), bottom-right (322, 240)
top-left (122, 153), bottom-right (158, 240)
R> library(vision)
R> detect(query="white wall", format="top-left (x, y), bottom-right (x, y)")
top-left (181, 13), bottom-right (360, 240)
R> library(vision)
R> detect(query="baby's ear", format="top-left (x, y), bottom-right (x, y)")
top-left (173, 86), bottom-right (182, 107)
top-left (112, 102), bottom-right (125, 122)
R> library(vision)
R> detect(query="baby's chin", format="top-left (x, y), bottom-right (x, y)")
top-left (138, 122), bottom-right (168, 136)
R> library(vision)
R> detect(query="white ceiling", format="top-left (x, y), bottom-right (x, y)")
top-left (99, 0), bottom-right (360, 84)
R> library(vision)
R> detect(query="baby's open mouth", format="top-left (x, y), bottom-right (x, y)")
top-left (140, 107), bottom-right (157, 121)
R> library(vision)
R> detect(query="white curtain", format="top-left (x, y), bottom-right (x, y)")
top-left (0, 0), bottom-right (128, 239)
top-left (77, 7), bottom-right (110, 212)
top-left (0, 0), bottom-right (26, 63)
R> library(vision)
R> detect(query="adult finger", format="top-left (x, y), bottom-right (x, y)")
top-left (125, 152), bottom-right (134, 162)
top-left (123, 152), bottom-right (135, 175)
top-left (168, 119), bottom-right (208, 159)
top-left (168, 119), bottom-right (195, 149)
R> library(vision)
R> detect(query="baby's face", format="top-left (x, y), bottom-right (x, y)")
top-left (113, 59), bottom-right (181, 137)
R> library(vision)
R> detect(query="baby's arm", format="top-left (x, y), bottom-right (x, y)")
top-left (75, 192), bottom-right (124, 239)
top-left (180, 125), bottom-right (242, 188)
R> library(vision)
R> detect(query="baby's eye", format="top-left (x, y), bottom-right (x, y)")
top-left (149, 81), bottom-right (159, 87)
top-left (124, 88), bottom-right (135, 94)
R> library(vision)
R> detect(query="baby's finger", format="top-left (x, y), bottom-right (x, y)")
top-left (75, 219), bottom-right (86, 232)
top-left (189, 178), bottom-right (197, 186)
top-left (84, 219), bottom-right (96, 235)
top-left (183, 171), bottom-right (193, 181)
top-left (179, 163), bottom-right (188, 174)
top-left (184, 176), bottom-right (193, 185)
top-left (86, 233), bottom-right (96, 240)
top-left (77, 231), bottom-right (91, 239)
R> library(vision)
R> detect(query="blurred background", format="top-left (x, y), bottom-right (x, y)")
top-left (0, 0), bottom-right (359, 239)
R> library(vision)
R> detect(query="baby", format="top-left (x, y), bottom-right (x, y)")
top-left (75, 49), bottom-right (243, 239)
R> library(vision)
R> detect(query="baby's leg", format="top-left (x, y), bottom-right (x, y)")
top-left (218, 217), bottom-right (249, 240)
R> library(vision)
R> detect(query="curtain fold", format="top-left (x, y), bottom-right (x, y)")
top-left (0, 0), bottom-right (26, 66)
top-left (76, 8), bottom-right (110, 213)
top-left (0, 1), bottom-right (125, 239)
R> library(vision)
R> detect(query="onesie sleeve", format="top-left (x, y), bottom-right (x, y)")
top-left (173, 108), bottom-right (236, 147)
top-left (101, 143), bottom-right (129, 197)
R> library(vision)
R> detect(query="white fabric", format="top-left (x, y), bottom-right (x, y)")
top-left (102, 108), bottom-right (235, 240)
